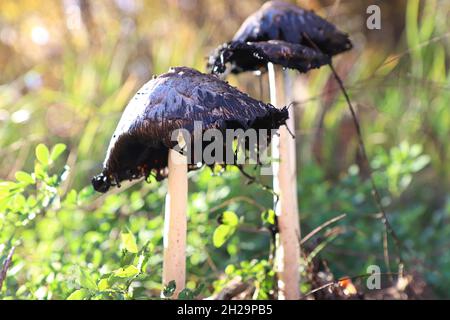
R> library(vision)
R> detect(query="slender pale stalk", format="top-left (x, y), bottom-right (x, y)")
top-left (268, 62), bottom-right (301, 300)
top-left (162, 148), bottom-right (188, 297)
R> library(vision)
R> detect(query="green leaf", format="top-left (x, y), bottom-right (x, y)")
top-left (213, 211), bottom-right (239, 247)
top-left (15, 171), bottom-right (35, 185)
top-left (213, 225), bottom-right (236, 248)
top-left (12, 194), bottom-right (26, 210)
top-left (178, 288), bottom-right (194, 300)
top-left (77, 186), bottom-right (95, 203)
top-left (97, 278), bottom-right (110, 291)
top-left (0, 190), bottom-right (9, 200)
top-left (225, 264), bottom-right (236, 275)
top-left (162, 280), bottom-right (176, 298)
top-left (0, 181), bottom-right (17, 191)
top-left (35, 144), bottom-right (50, 165)
top-left (113, 265), bottom-right (139, 278)
top-left (261, 209), bottom-right (275, 225)
top-left (0, 182), bottom-right (15, 199)
top-left (221, 211), bottom-right (239, 227)
top-left (121, 232), bottom-right (138, 253)
top-left (79, 268), bottom-right (97, 290)
top-left (50, 143), bottom-right (67, 162)
top-left (411, 155), bottom-right (431, 172)
top-left (120, 251), bottom-right (136, 267)
top-left (64, 190), bottom-right (77, 205)
top-left (67, 289), bottom-right (90, 300)
top-left (34, 163), bottom-right (46, 180)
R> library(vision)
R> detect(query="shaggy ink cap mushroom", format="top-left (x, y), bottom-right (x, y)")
top-left (208, 40), bottom-right (331, 75)
top-left (208, 0), bottom-right (352, 75)
top-left (92, 66), bottom-right (289, 193)
top-left (233, 0), bottom-right (352, 56)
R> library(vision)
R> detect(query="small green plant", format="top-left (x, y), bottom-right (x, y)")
top-left (0, 143), bottom-right (162, 299)
top-left (214, 259), bottom-right (276, 300)
top-left (372, 141), bottom-right (431, 196)
top-left (67, 231), bottom-right (151, 300)
top-left (0, 143), bottom-right (69, 226)
top-left (161, 280), bottom-right (204, 300)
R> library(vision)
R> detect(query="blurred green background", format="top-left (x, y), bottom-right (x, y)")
top-left (0, 0), bottom-right (449, 299)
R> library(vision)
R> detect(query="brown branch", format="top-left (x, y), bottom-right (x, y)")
top-left (0, 246), bottom-right (16, 292)
top-left (212, 277), bottom-right (252, 300)
top-left (300, 213), bottom-right (347, 246)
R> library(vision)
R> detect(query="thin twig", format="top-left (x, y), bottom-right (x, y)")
top-left (235, 164), bottom-right (279, 201)
top-left (212, 278), bottom-right (251, 300)
top-left (381, 32), bottom-right (450, 69)
top-left (206, 195), bottom-right (267, 214)
top-left (302, 32), bottom-right (405, 279)
top-left (328, 62), bottom-right (403, 276)
top-left (0, 246), bottom-right (16, 291)
top-left (300, 213), bottom-right (347, 245)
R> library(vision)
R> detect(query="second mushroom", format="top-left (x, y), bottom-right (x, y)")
top-left (208, 0), bottom-right (352, 300)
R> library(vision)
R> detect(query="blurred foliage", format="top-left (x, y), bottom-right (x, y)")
top-left (0, 0), bottom-right (449, 299)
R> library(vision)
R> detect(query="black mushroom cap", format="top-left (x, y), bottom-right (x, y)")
top-left (91, 66), bottom-right (289, 193)
top-left (208, 40), bottom-right (331, 75)
top-left (233, 0), bottom-right (353, 57)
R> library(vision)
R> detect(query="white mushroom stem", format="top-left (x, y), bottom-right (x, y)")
top-left (268, 62), bottom-right (301, 300)
top-left (162, 148), bottom-right (188, 298)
